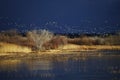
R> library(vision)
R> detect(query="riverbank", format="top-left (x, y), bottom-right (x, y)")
top-left (0, 42), bottom-right (120, 53)
top-left (62, 44), bottom-right (120, 51)
top-left (0, 42), bottom-right (120, 56)
top-left (0, 42), bottom-right (32, 53)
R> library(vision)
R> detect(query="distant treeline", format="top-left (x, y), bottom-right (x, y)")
top-left (56, 32), bottom-right (120, 45)
top-left (55, 32), bottom-right (120, 38)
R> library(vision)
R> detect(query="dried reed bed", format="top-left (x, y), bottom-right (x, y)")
top-left (62, 44), bottom-right (120, 51)
top-left (0, 42), bottom-right (32, 53)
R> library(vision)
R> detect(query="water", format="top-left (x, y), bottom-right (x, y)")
top-left (0, 51), bottom-right (120, 80)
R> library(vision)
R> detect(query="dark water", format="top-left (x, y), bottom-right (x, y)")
top-left (0, 51), bottom-right (120, 80)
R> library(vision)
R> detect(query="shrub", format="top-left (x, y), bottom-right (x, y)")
top-left (68, 36), bottom-right (106, 45)
top-left (104, 35), bottom-right (120, 45)
top-left (27, 29), bottom-right (53, 51)
top-left (43, 36), bottom-right (68, 49)
top-left (0, 30), bottom-right (22, 43)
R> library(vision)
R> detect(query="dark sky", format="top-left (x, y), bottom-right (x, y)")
top-left (0, 0), bottom-right (120, 33)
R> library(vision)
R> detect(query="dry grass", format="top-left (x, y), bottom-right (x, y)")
top-left (62, 44), bottom-right (120, 51)
top-left (0, 42), bottom-right (32, 53)
top-left (0, 42), bottom-right (119, 54)
top-left (68, 35), bottom-right (120, 45)
top-left (0, 30), bottom-right (120, 55)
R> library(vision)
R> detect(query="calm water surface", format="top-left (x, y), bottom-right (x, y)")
top-left (0, 51), bottom-right (120, 80)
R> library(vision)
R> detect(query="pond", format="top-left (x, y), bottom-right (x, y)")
top-left (0, 50), bottom-right (120, 80)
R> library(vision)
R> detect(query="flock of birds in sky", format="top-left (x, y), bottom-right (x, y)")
top-left (0, 17), bottom-right (119, 34)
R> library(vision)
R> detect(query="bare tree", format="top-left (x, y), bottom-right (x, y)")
top-left (27, 29), bottom-right (53, 50)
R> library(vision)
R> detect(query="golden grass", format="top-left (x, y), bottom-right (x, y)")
top-left (0, 42), bottom-right (32, 53)
top-left (62, 44), bottom-right (120, 51)
top-left (35, 44), bottom-right (120, 55)
top-left (0, 42), bottom-right (120, 56)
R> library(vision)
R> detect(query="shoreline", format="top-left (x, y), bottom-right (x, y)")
top-left (0, 50), bottom-right (120, 61)
top-left (0, 43), bottom-right (120, 57)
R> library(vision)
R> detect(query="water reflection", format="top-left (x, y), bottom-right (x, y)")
top-left (0, 51), bottom-right (120, 80)
top-left (25, 60), bottom-right (55, 78)
top-left (25, 60), bottom-right (52, 71)
top-left (0, 60), bottom-right (21, 71)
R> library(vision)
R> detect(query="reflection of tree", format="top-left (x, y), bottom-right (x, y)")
top-left (25, 60), bottom-right (55, 78)
top-left (26, 60), bottom-right (53, 71)
top-left (0, 55), bottom-right (119, 79)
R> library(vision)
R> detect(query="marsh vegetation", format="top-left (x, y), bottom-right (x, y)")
top-left (0, 29), bottom-right (120, 53)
